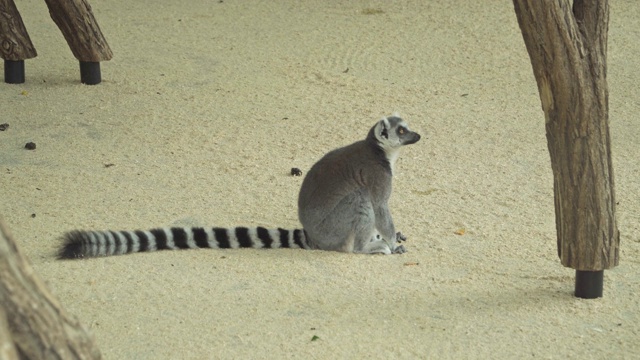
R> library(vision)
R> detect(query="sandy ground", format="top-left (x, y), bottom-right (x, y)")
top-left (1, 0), bottom-right (639, 358)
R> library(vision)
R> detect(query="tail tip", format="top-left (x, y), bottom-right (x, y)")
top-left (57, 231), bottom-right (86, 260)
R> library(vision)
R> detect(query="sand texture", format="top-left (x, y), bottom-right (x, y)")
top-left (1, 0), bottom-right (639, 358)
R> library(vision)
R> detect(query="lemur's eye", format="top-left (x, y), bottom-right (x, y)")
top-left (398, 127), bottom-right (406, 135)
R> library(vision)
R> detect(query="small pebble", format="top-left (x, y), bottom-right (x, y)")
top-left (0, 123), bottom-right (8, 131)
top-left (25, 142), bottom-right (36, 150)
top-left (291, 167), bottom-right (303, 176)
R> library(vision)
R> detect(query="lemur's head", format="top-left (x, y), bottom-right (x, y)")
top-left (369, 114), bottom-right (421, 150)
top-left (367, 114), bottom-right (420, 171)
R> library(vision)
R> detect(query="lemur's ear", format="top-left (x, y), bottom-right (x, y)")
top-left (379, 118), bottom-right (390, 139)
top-left (380, 127), bottom-right (389, 139)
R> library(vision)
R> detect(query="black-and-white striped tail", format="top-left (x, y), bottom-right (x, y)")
top-left (58, 227), bottom-right (310, 259)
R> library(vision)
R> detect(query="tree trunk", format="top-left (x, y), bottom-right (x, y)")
top-left (0, 0), bottom-right (37, 60)
top-left (44, 0), bottom-right (112, 62)
top-left (0, 307), bottom-right (20, 360)
top-left (0, 218), bottom-right (102, 359)
top-left (512, 1), bottom-right (619, 272)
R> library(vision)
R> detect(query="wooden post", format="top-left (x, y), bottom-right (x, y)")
top-left (0, 218), bottom-right (102, 359)
top-left (44, 0), bottom-right (113, 84)
top-left (0, 307), bottom-right (20, 360)
top-left (513, 1), bottom-right (620, 298)
top-left (0, 0), bottom-right (37, 83)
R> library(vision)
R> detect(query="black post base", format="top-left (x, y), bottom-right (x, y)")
top-left (4, 60), bottom-right (26, 84)
top-left (575, 270), bottom-right (603, 299)
top-left (80, 61), bottom-right (101, 85)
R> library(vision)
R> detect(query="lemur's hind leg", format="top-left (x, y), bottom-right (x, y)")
top-left (351, 201), bottom-right (399, 255)
top-left (303, 191), bottom-right (368, 252)
top-left (304, 189), bottom-right (403, 255)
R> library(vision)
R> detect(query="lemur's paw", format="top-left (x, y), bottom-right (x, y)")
top-left (393, 244), bottom-right (407, 254)
top-left (396, 232), bottom-right (407, 242)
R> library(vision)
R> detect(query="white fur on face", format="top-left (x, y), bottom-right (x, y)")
top-left (374, 117), bottom-right (409, 173)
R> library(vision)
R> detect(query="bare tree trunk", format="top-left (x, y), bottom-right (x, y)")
top-left (43, 0), bottom-right (112, 62)
top-left (0, 307), bottom-right (20, 360)
top-left (0, 218), bottom-right (101, 359)
top-left (44, 0), bottom-right (112, 84)
top-left (0, 0), bottom-right (37, 83)
top-left (0, 0), bottom-right (37, 60)
top-left (513, 1), bottom-right (619, 297)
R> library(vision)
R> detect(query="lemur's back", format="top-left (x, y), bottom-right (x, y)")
top-left (298, 140), bottom-right (387, 218)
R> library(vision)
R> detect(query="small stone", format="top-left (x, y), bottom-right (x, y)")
top-left (25, 142), bottom-right (36, 150)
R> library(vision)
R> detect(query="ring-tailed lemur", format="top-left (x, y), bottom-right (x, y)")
top-left (58, 115), bottom-right (420, 259)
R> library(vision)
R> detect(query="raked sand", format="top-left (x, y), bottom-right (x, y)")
top-left (1, 1), bottom-right (639, 358)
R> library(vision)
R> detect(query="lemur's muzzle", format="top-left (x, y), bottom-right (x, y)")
top-left (404, 131), bottom-right (421, 145)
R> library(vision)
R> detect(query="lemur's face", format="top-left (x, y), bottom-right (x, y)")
top-left (374, 116), bottom-right (421, 149)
